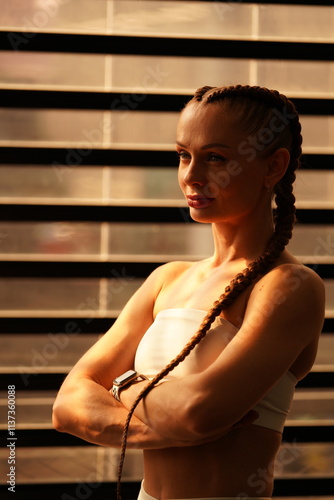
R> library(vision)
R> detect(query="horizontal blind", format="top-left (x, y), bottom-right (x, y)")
top-left (0, 1), bottom-right (334, 499)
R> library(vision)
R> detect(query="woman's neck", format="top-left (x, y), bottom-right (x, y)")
top-left (210, 215), bottom-right (275, 268)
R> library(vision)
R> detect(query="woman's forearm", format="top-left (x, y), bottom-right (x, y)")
top-left (119, 378), bottom-right (259, 442)
top-left (52, 377), bottom-right (205, 449)
top-left (119, 378), bottom-right (219, 441)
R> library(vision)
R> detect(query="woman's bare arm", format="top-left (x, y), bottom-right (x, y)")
top-left (53, 373), bottom-right (193, 449)
top-left (120, 264), bottom-right (325, 441)
top-left (52, 264), bottom-right (167, 448)
top-left (52, 262), bottom-right (226, 449)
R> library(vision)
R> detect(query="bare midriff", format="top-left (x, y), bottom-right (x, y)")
top-left (142, 425), bottom-right (282, 499)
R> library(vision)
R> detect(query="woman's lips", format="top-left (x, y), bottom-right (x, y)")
top-left (187, 196), bottom-right (215, 209)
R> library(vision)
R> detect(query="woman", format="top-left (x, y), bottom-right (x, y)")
top-left (53, 85), bottom-right (325, 500)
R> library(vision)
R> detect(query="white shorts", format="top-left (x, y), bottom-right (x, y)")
top-left (137, 481), bottom-right (271, 500)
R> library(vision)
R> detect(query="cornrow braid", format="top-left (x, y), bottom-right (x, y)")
top-left (116, 85), bottom-right (303, 500)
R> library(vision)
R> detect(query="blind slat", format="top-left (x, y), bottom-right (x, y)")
top-left (1, 32), bottom-right (334, 60)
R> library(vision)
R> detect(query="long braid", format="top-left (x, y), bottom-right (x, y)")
top-left (116, 85), bottom-right (302, 499)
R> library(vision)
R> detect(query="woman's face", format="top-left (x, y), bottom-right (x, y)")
top-left (176, 102), bottom-right (272, 225)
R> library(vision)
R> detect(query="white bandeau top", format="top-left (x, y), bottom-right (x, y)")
top-left (134, 308), bottom-right (297, 433)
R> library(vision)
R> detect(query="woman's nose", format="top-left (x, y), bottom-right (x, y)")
top-left (183, 160), bottom-right (206, 186)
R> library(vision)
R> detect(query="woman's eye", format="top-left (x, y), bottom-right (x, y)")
top-left (176, 151), bottom-right (226, 162)
top-left (177, 151), bottom-right (190, 161)
top-left (208, 154), bottom-right (226, 162)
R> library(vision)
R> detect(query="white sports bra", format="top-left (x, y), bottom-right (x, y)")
top-left (134, 308), bottom-right (297, 433)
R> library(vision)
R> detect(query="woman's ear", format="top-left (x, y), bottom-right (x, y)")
top-left (264, 148), bottom-right (290, 189)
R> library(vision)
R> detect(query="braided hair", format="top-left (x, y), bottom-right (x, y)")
top-left (116, 85), bottom-right (302, 499)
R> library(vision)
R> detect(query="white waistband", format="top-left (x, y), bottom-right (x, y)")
top-left (137, 481), bottom-right (271, 500)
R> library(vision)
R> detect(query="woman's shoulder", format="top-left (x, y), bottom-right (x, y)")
top-left (250, 260), bottom-right (325, 321)
top-left (244, 261), bottom-right (325, 372)
top-left (148, 260), bottom-right (201, 308)
top-left (152, 260), bottom-right (197, 283)
top-left (265, 258), bottom-right (324, 289)
top-left (258, 248), bottom-right (324, 290)
top-left (255, 258), bottom-right (324, 292)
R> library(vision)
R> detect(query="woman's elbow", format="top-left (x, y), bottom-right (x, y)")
top-left (52, 399), bottom-right (69, 433)
top-left (181, 393), bottom-right (231, 439)
top-left (183, 412), bottom-right (217, 439)
top-left (52, 375), bottom-right (84, 433)
top-left (180, 393), bottom-right (221, 439)
top-left (52, 388), bottom-right (79, 434)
